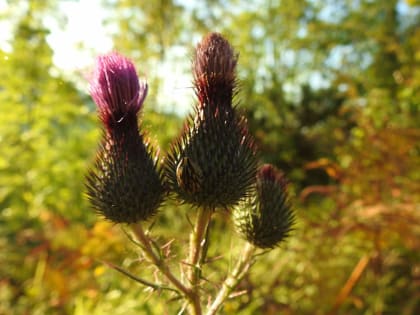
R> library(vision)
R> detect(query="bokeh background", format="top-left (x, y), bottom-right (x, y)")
top-left (0, 0), bottom-right (419, 314)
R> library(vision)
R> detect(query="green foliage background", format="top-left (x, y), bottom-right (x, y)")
top-left (0, 0), bottom-right (419, 314)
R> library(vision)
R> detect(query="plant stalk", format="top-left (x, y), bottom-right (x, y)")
top-left (131, 223), bottom-right (201, 315)
top-left (188, 208), bottom-right (213, 287)
top-left (187, 207), bottom-right (213, 314)
top-left (206, 242), bottom-right (256, 315)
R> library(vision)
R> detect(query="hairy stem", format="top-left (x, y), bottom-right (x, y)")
top-left (131, 223), bottom-right (201, 315)
top-left (206, 242), bottom-right (256, 315)
top-left (187, 207), bottom-right (213, 314)
top-left (188, 208), bottom-right (213, 286)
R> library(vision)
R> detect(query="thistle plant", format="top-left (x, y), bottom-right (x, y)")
top-left (86, 33), bottom-right (295, 315)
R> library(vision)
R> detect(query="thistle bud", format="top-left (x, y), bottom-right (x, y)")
top-left (165, 33), bottom-right (257, 209)
top-left (234, 164), bottom-right (294, 249)
top-left (86, 52), bottom-right (164, 223)
top-left (193, 32), bottom-right (237, 112)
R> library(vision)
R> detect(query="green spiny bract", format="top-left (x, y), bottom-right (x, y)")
top-left (234, 164), bottom-right (294, 249)
top-left (86, 116), bottom-right (164, 224)
top-left (164, 33), bottom-right (257, 209)
top-left (165, 106), bottom-right (257, 209)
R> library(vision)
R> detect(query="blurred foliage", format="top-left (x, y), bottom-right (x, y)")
top-left (0, 0), bottom-right (419, 314)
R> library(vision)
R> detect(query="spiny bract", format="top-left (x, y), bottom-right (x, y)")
top-left (234, 164), bottom-right (294, 249)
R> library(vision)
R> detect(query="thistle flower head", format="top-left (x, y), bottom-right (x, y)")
top-left (192, 32), bottom-right (238, 112)
top-left (234, 164), bottom-right (294, 249)
top-left (86, 52), bottom-right (164, 224)
top-left (165, 33), bottom-right (257, 209)
top-left (89, 52), bottom-right (147, 130)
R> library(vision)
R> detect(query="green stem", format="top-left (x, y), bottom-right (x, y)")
top-left (188, 208), bottom-right (213, 286)
top-left (187, 207), bottom-right (213, 314)
top-left (131, 223), bottom-right (201, 315)
top-left (205, 242), bottom-right (256, 315)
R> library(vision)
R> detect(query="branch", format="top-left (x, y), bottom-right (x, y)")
top-left (188, 208), bottom-right (213, 287)
top-left (328, 255), bottom-right (370, 314)
top-left (206, 242), bottom-right (256, 315)
top-left (131, 222), bottom-right (201, 314)
top-left (187, 207), bottom-right (213, 315)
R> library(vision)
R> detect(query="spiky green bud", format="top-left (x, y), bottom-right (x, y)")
top-left (86, 131), bottom-right (163, 223)
top-left (86, 52), bottom-right (164, 223)
top-left (164, 33), bottom-right (257, 209)
top-left (234, 164), bottom-right (294, 249)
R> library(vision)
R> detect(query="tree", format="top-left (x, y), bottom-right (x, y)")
top-left (0, 2), bottom-right (102, 313)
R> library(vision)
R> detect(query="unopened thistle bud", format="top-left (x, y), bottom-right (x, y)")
top-left (165, 33), bottom-right (257, 209)
top-left (234, 164), bottom-right (294, 249)
top-left (193, 32), bottom-right (237, 112)
top-left (86, 52), bottom-right (164, 224)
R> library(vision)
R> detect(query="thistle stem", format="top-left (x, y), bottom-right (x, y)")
top-left (187, 207), bottom-right (213, 314)
top-left (206, 242), bottom-right (256, 315)
top-left (131, 223), bottom-right (201, 315)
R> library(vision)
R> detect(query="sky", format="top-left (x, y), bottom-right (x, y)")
top-left (50, 0), bottom-right (192, 114)
top-left (0, 0), bottom-right (112, 70)
top-left (47, 0), bottom-right (113, 71)
top-left (1, 0), bottom-right (415, 71)
top-left (1, 0), bottom-right (416, 114)
top-left (0, 0), bottom-right (193, 114)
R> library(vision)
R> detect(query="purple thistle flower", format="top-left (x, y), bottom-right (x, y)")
top-left (89, 52), bottom-right (147, 130)
top-left (86, 52), bottom-right (164, 224)
top-left (192, 32), bottom-right (238, 113)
